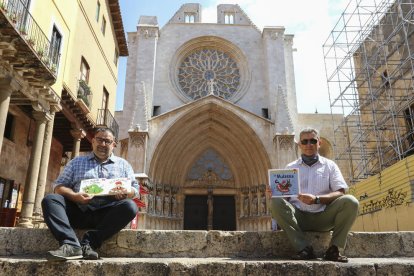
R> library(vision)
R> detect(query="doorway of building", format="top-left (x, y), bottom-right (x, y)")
top-left (183, 195), bottom-right (236, 230)
top-left (213, 195), bottom-right (236, 230)
top-left (184, 195), bottom-right (208, 230)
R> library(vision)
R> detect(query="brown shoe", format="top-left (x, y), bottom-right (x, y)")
top-left (292, 245), bottom-right (316, 260)
top-left (324, 245), bottom-right (348, 263)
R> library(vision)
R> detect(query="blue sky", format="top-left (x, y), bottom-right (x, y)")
top-left (117, 0), bottom-right (348, 113)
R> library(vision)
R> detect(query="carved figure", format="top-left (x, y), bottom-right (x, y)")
top-left (163, 195), bottom-right (170, 217)
top-left (147, 193), bottom-right (153, 214)
top-left (251, 195), bottom-right (258, 216)
top-left (207, 194), bottom-right (214, 229)
top-left (155, 194), bottom-right (162, 215)
top-left (171, 196), bottom-right (177, 217)
top-left (243, 196), bottom-right (249, 217)
top-left (260, 193), bottom-right (267, 215)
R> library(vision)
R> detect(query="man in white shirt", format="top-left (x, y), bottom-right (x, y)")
top-left (270, 127), bottom-right (359, 262)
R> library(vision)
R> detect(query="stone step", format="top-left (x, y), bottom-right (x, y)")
top-left (1, 228), bottom-right (414, 258)
top-left (1, 256), bottom-right (414, 276)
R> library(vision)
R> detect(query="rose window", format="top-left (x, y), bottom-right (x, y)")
top-left (177, 49), bottom-right (240, 100)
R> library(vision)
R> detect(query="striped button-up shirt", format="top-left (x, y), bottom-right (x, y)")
top-left (287, 155), bottom-right (348, 213)
top-left (53, 152), bottom-right (139, 211)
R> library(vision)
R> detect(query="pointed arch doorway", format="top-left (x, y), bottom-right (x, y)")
top-left (147, 98), bottom-right (272, 230)
top-left (183, 149), bottom-right (236, 230)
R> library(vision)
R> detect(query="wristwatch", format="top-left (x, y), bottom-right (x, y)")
top-left (314, 196), bottom-right (320, 204)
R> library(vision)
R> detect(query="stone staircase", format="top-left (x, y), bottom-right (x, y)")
top-left (1, 228), bottom-right (414, 275)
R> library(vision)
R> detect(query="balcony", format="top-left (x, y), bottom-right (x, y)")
top-left (0, 0), bottom-right (59, 85)
top-left (77, 80), bottom-right (92, 111)
top-left (96, 108), bottom-right (119, 140)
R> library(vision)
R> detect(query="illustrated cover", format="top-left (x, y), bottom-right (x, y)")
top-left (268, 169), bottom-right (300, 197)
top-left (80, 178), bottom-right (132, 197)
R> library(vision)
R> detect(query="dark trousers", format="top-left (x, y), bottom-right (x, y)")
top-left (41, 194), bottom-right (138, 249)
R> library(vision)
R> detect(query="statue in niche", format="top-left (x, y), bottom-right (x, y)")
top-left (260, 193), bottom-right (267, 215)
top-left (251, 195), bottom-right (258, 216)
top-left (201, 168), bottom-right (219, 184)
top-left (147, 193), bottom-right (154, 214)
top-left (207, 194), bottom-right (213, 229)
top-left (171, 196), bottom-right (177, 217)
top-left (155, 194), bottom-right (162, 215)
top-left (243, 196), bottom-right (249, 217)
top-left (163, 195), bottom-right (170, 217)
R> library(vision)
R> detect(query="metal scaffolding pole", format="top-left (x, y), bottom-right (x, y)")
top-left (323, 0), bottom-right (414, 184)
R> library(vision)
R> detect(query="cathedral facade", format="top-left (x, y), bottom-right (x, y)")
top-left (115, 4), bottom-right (336, 231)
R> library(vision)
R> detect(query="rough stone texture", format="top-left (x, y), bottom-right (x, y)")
top-left (1, 257), bottom-right (414, 276)
top-left (345, 232), bottom-right (403, 258)
top-left (2, 228), bottom-right (414, 259)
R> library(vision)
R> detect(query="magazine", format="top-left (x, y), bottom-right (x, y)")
top-left (268, 169), bottom-right (300, 197)
top-left (80, 178), bottom-right (132, 197)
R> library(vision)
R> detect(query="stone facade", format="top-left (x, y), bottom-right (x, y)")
top-left (115, 4), bottom-right (336, 231)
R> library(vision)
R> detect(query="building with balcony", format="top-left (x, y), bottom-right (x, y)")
top-left (0, 0), bottom-right (127, 227)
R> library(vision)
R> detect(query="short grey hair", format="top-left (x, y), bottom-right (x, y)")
top-left (299, 127), bottom-right (320, 139)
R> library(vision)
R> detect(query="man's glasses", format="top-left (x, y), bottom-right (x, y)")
top-left (300, 138), bottom-right (318, 145)
top-left (95, 137), bottom-right (114, 145)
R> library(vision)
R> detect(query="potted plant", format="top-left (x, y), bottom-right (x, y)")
top-left (19, 26), bottom-right (27, 36)
top-left (78, 80), bottom-right (92, 108)
top-left (27, 38), bottom-right (35, 47)
top-left (50, 64), bottom-right (57, 74)
top-left (10, 12), bottom-right (18, 24)
top-left (0, 2), bottom-right (7, 12)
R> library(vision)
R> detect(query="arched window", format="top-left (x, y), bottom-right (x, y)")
top-left (224, 13), bottom-right (235, 24)
top-left (184, 13), bottom-right (195, 23)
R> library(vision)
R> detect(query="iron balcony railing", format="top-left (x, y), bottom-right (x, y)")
top-left (77, 80), bottom-right (92, 108)
top-left (96, 108), bottom-right (119, 139)
top-left (0, 0), bottom-right (60, 74)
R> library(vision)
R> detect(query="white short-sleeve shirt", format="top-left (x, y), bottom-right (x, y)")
top-left (287, 155), bottom-right (348, 212)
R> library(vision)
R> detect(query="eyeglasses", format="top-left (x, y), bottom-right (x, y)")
top-left (94, 137), bottom-right (114, 145)
top-left (300, 138), bottom-right (318, 145)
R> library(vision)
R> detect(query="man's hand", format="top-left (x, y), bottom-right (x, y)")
top-left (111, 188), bottom-right (136, 200)
top-left (297, 189), bottom-right (346, 205)
top-left (297, 193), bottom-right (316, 205)
top-left (54, 185), bottom-right (93, 204)
top-left (71, 193), bottom-right (94, 204)
top-left (113, 192), bottom-right (128, 200)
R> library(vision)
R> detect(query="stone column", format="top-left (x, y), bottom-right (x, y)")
top-left (70, 129), bottom-right (86, 159)
top-left (207, 188), bottom-right (213, 230)
top-left (33, 111), bottom-right (56, 218)
top-left (127, 129), bottom-right (148, 173)
top-left (18, 111), bottom-right (51, 228)
top-left (0, 84), bottom-right (14, 156)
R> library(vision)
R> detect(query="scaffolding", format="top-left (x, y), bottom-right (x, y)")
top-left (323, 0), bottom-right (414, 184)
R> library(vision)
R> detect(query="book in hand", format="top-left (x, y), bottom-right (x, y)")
top-left (268, 169), bottom-right (300, 197)
top-left (80, 178), bottom-right (132, 197)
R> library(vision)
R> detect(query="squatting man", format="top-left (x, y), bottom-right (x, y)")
top-left (42, 127), bottom-right (139, 261)
top-left (270, 127), bottom-right (359, 262)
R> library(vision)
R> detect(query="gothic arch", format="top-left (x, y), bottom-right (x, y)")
top-left (148, 100), bottom-right (271, 189)
top-left (319, 137), bottom-right (333, 159)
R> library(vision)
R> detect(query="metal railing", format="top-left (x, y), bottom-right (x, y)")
top-left (77, 80), bottom-right (92, 108)
top-left (96, 108), bottom-right (119, 139)
top-left (0, 0), bottom-right (59, 74)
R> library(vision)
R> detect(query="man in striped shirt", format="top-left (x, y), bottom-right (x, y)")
top-left (270, 127), bottom-right (359, 262)
top-left (42, 128), bottom-right (139, 261)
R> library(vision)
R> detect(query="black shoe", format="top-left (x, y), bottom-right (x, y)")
top-left (47, 244), bottom-right (83, 261)
top-left (292, 245), bottom-right (316, 260)
top-left (324, 245), bottom-right (348, 263)
top-left (82, 244), bottom-right (99, 260)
